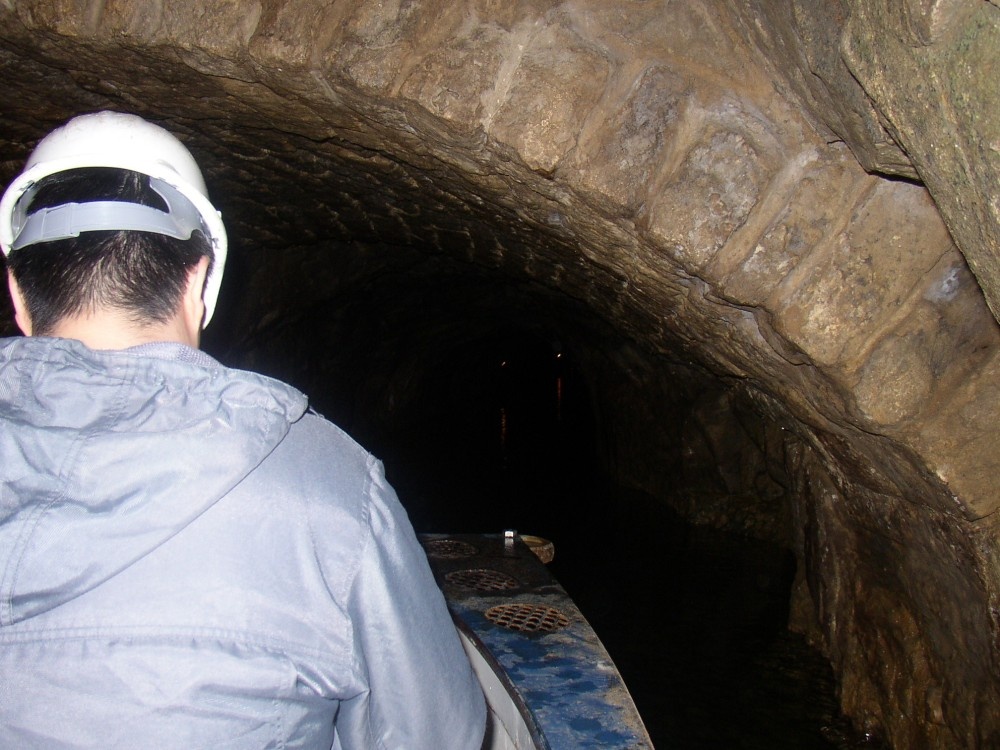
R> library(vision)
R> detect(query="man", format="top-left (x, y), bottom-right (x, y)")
top-left (0, 111), bottom-right (487, 749)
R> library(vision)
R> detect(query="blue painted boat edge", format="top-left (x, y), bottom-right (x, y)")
top-left (421, 533), bottom-right (654, 750)
top-left (455, 617), bottom-right (551, 750)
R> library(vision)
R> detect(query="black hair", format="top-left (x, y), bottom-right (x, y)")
top-left (5, 167), bottom-right (214, 336)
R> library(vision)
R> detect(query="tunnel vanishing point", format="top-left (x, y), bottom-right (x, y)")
top-left (2, 1), bottom-right (1000, 747)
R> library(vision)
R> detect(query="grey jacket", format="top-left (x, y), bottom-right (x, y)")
top-left (0, 337), bottom-right (485, 749)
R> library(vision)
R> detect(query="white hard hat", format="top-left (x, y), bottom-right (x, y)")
top-left (0, 111), bottom-right (228, 326)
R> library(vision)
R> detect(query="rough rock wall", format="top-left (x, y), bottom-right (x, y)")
top-left (729, 0), bottom-right (1000, 326)
top-left (1, 1), bottom-right (999, 746)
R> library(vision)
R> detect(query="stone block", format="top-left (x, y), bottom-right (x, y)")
top-left (854, 252), bottom-right (1000, 429)
top-left (913, 349), bottom-right (1000, 518)
top-left (100, 0), bottom-right (168, 40)
top-left (249, 0), bottom-right (348, 68)
top-left (770, 179), bottom-right (951, 368)
top-left (565, 65), bottom-right (691, 214)
top-left (917, 255), bottom-right (1000, 386)
top-left (645, 123), bottom-right (770, 273)
top-left (398, 17), bottom-right (509, 125)
top-left (487, 22), bottom-right (608, 173)
top-left (111, 0), bottom-right (261, 55)
top-left (853, 328), bottom-right (934, 428)
top-left (317, 0), bottom-right (428, 94)
top-left (718, 148), bottom-right (863, 307)
top-left (11, 0), bottom-right (94, 35)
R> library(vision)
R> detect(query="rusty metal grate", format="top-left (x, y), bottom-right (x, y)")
top-left (445, 568), bottom-right (521, 592)
top-left (485, 604), bottom-right (570, 633)
top-left (423, 539), bottom-right (478, 559)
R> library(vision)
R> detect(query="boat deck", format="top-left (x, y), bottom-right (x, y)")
top-left (421, 532), bottom-right (653, 750)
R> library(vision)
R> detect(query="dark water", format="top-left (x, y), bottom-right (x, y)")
top-left (545, 490), bottom-right (882, 750)
top-left (373, 335), bottom-right (883, 749)
top-left (390, 446), bottom-right (881, 749)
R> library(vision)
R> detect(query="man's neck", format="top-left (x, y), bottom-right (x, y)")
top-left (48, 309), bottom-right (200, 351)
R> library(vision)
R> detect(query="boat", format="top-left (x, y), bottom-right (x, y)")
top-left (421, 531), bottom-right (654, 749)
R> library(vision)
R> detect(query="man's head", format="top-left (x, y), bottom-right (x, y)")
top-left (1, 111), bottom-right (227, 339)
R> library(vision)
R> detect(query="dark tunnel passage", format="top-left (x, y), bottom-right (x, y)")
top-left (368, 327), bottom-right (597, 534)
top-left (219, 255), bottom-right (611, 535)
top-left (197, 227), bottom-right (868, 748)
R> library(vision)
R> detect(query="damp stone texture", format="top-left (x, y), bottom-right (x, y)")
top-left (1, 1), bottom-right (999, 747)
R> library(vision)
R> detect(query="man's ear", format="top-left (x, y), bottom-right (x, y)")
top-left (7, 271), bottom-right (33, 336)
top-left (180, 256), bottom-right (211, 342)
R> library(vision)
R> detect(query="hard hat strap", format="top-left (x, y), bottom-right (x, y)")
top-left (10, 178), bottom-right (205, 251)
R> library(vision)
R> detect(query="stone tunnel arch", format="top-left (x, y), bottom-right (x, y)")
top-left (2, 2), bottom-right (999, 748)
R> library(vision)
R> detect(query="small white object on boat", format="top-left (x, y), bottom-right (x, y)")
top-left (421, 532), bottom-right (653, 750)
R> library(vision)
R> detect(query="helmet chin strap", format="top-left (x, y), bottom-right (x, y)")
top-left (10, 178), bottom-right (205, 251)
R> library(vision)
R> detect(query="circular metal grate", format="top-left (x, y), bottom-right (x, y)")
top-left (484, 604), bottom-right (570, 633)
top-left (445, 568), bottom-right (521, 592)
top-left (423, 539), bottom-right (478, 559)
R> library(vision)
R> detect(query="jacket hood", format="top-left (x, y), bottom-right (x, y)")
top-left (0, 337), bottom-right (309, 626)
